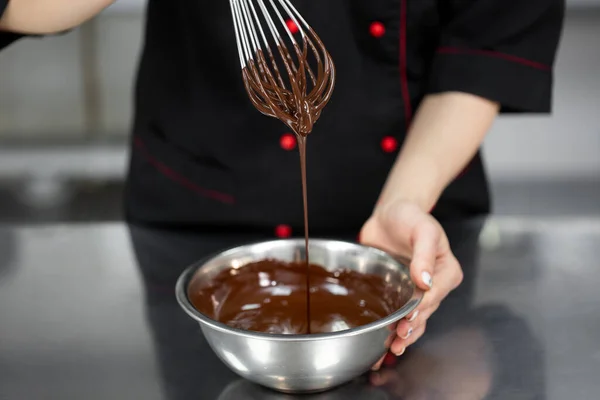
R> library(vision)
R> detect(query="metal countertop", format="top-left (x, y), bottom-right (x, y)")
top-left (0, 217), bottom-right (599, 399)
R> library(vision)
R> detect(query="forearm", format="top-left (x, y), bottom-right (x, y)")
top-left (378, 92), bottom-right (499, 211)
top-left (0, 0), bottom-right (115, 34)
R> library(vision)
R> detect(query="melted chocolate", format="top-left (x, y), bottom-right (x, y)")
top-left (241, 38), bottom-right (335, 136)
top-left (240, 25), bottom-right (336, 333)
top-left (188, 259), bottom-right (407, 334)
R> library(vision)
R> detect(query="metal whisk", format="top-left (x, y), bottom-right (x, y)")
top-left (229, 0), bottom-right (335, 136)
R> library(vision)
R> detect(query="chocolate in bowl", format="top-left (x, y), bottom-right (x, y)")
top-left (176, 239), bottom-right (422, 393)
top-left (188, 258), bottom-right (410, 335)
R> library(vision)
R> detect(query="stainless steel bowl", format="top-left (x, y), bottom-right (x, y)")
top-left (176, 239), bottom-right (422, 393)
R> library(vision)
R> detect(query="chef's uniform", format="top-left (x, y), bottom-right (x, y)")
top-left (0, 0), bottom-right (565, 236)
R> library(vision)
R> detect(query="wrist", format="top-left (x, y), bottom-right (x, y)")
top-left (377, 155), bottom-right (443, 213)
top-left (376, 195), bottom-right (434, 218)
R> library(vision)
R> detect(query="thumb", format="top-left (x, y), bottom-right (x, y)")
top-left (410, 221), bottom-right (439, 291)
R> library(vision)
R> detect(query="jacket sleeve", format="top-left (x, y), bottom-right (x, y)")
top-left (0, 0), bottom-right (24, 51)
top-left (427, 0), bottom-right (565, 113)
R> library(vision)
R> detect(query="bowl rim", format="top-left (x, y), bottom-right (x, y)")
top-left (175, 238), bottom-right (423, 341)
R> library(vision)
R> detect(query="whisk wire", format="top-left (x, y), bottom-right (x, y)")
top-left (230, 0), bottom-right (246, 67)
top-left (257, 0), bottom-right (283, 44)
top-left (247, 1), bottom-right (270, 52)
top-left (229, 0), bottom-right (335, 135)
top-left (239, 1), bottom-right (260, 56)
top-left (267, 0), bottom-right (298, 45)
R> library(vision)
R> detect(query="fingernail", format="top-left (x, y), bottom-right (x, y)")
top-left (401, 327), bottom-right (413, 340)
top-left (407, 310), bottom-right (419, 322)
top-left (393, 347), bottom-right (405, 356)
top-left (421, 271), bottom-right (433, 288)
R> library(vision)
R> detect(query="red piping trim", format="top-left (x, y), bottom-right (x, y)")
top-left (399, 0), bottom-right (413, 128)
top-left (456, 164), bottom-right (470, 179)
top-left (437, 47), bottom-right (551, 71)
top-left (133, 137), bottom-right (235, 205)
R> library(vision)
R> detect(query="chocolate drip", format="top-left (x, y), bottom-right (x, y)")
top-left (240, 25), bottom-right (335, 334)
top-left (297, 135), bottom-right (311, 331)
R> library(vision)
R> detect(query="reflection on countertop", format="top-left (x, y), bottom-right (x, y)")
top-left (0, 217), bottom-right (599, 399)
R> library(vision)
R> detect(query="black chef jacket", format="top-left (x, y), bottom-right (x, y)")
top-left (1, 0), bottom-right (564, 236)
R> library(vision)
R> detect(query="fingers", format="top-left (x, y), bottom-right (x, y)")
top-left (407, 252), bottom-right (462, 318)
top-left (372, 330), bottom-right (398, 370)
top-left (370, 301), bottom-right (442, 372)
top-left (371, 354), bottom-right (386, 371)
top-left (405, 308), bottom-right (421, 322)
top-left (396, 303), bottom-right (439, 339)
top-left (390, 322), bottom-right (426, 355)
top-left (388, 304), bottom-right (437, 355)
top-left (410, 219), bottom-right (440, 291)
top-left (422, 254), bottom-right (463, 310)
top-left (385, 255), bottom-right (459, 355)
top-left (373, 254), bottom-right (458, 361)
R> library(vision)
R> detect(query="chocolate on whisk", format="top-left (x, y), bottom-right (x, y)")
top-left (230, 0), bottom-right (335, 137)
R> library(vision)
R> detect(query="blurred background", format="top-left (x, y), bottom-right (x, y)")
top-left (0, 0), bottom-right (598, 223)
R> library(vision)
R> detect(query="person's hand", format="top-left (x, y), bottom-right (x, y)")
top-left (359, 200), bottom-right (463, 369)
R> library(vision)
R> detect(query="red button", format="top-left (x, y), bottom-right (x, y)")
top-left (275, 224), bottom-right (292, 238)
top-left (286, 19), bottom-right (299, 34)
top-left (381, 136), bottom-right (398, 153)
top-left (280, 133), bottom-right (297, 151)
top-left (369, 21), bottom-right (385, 38)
